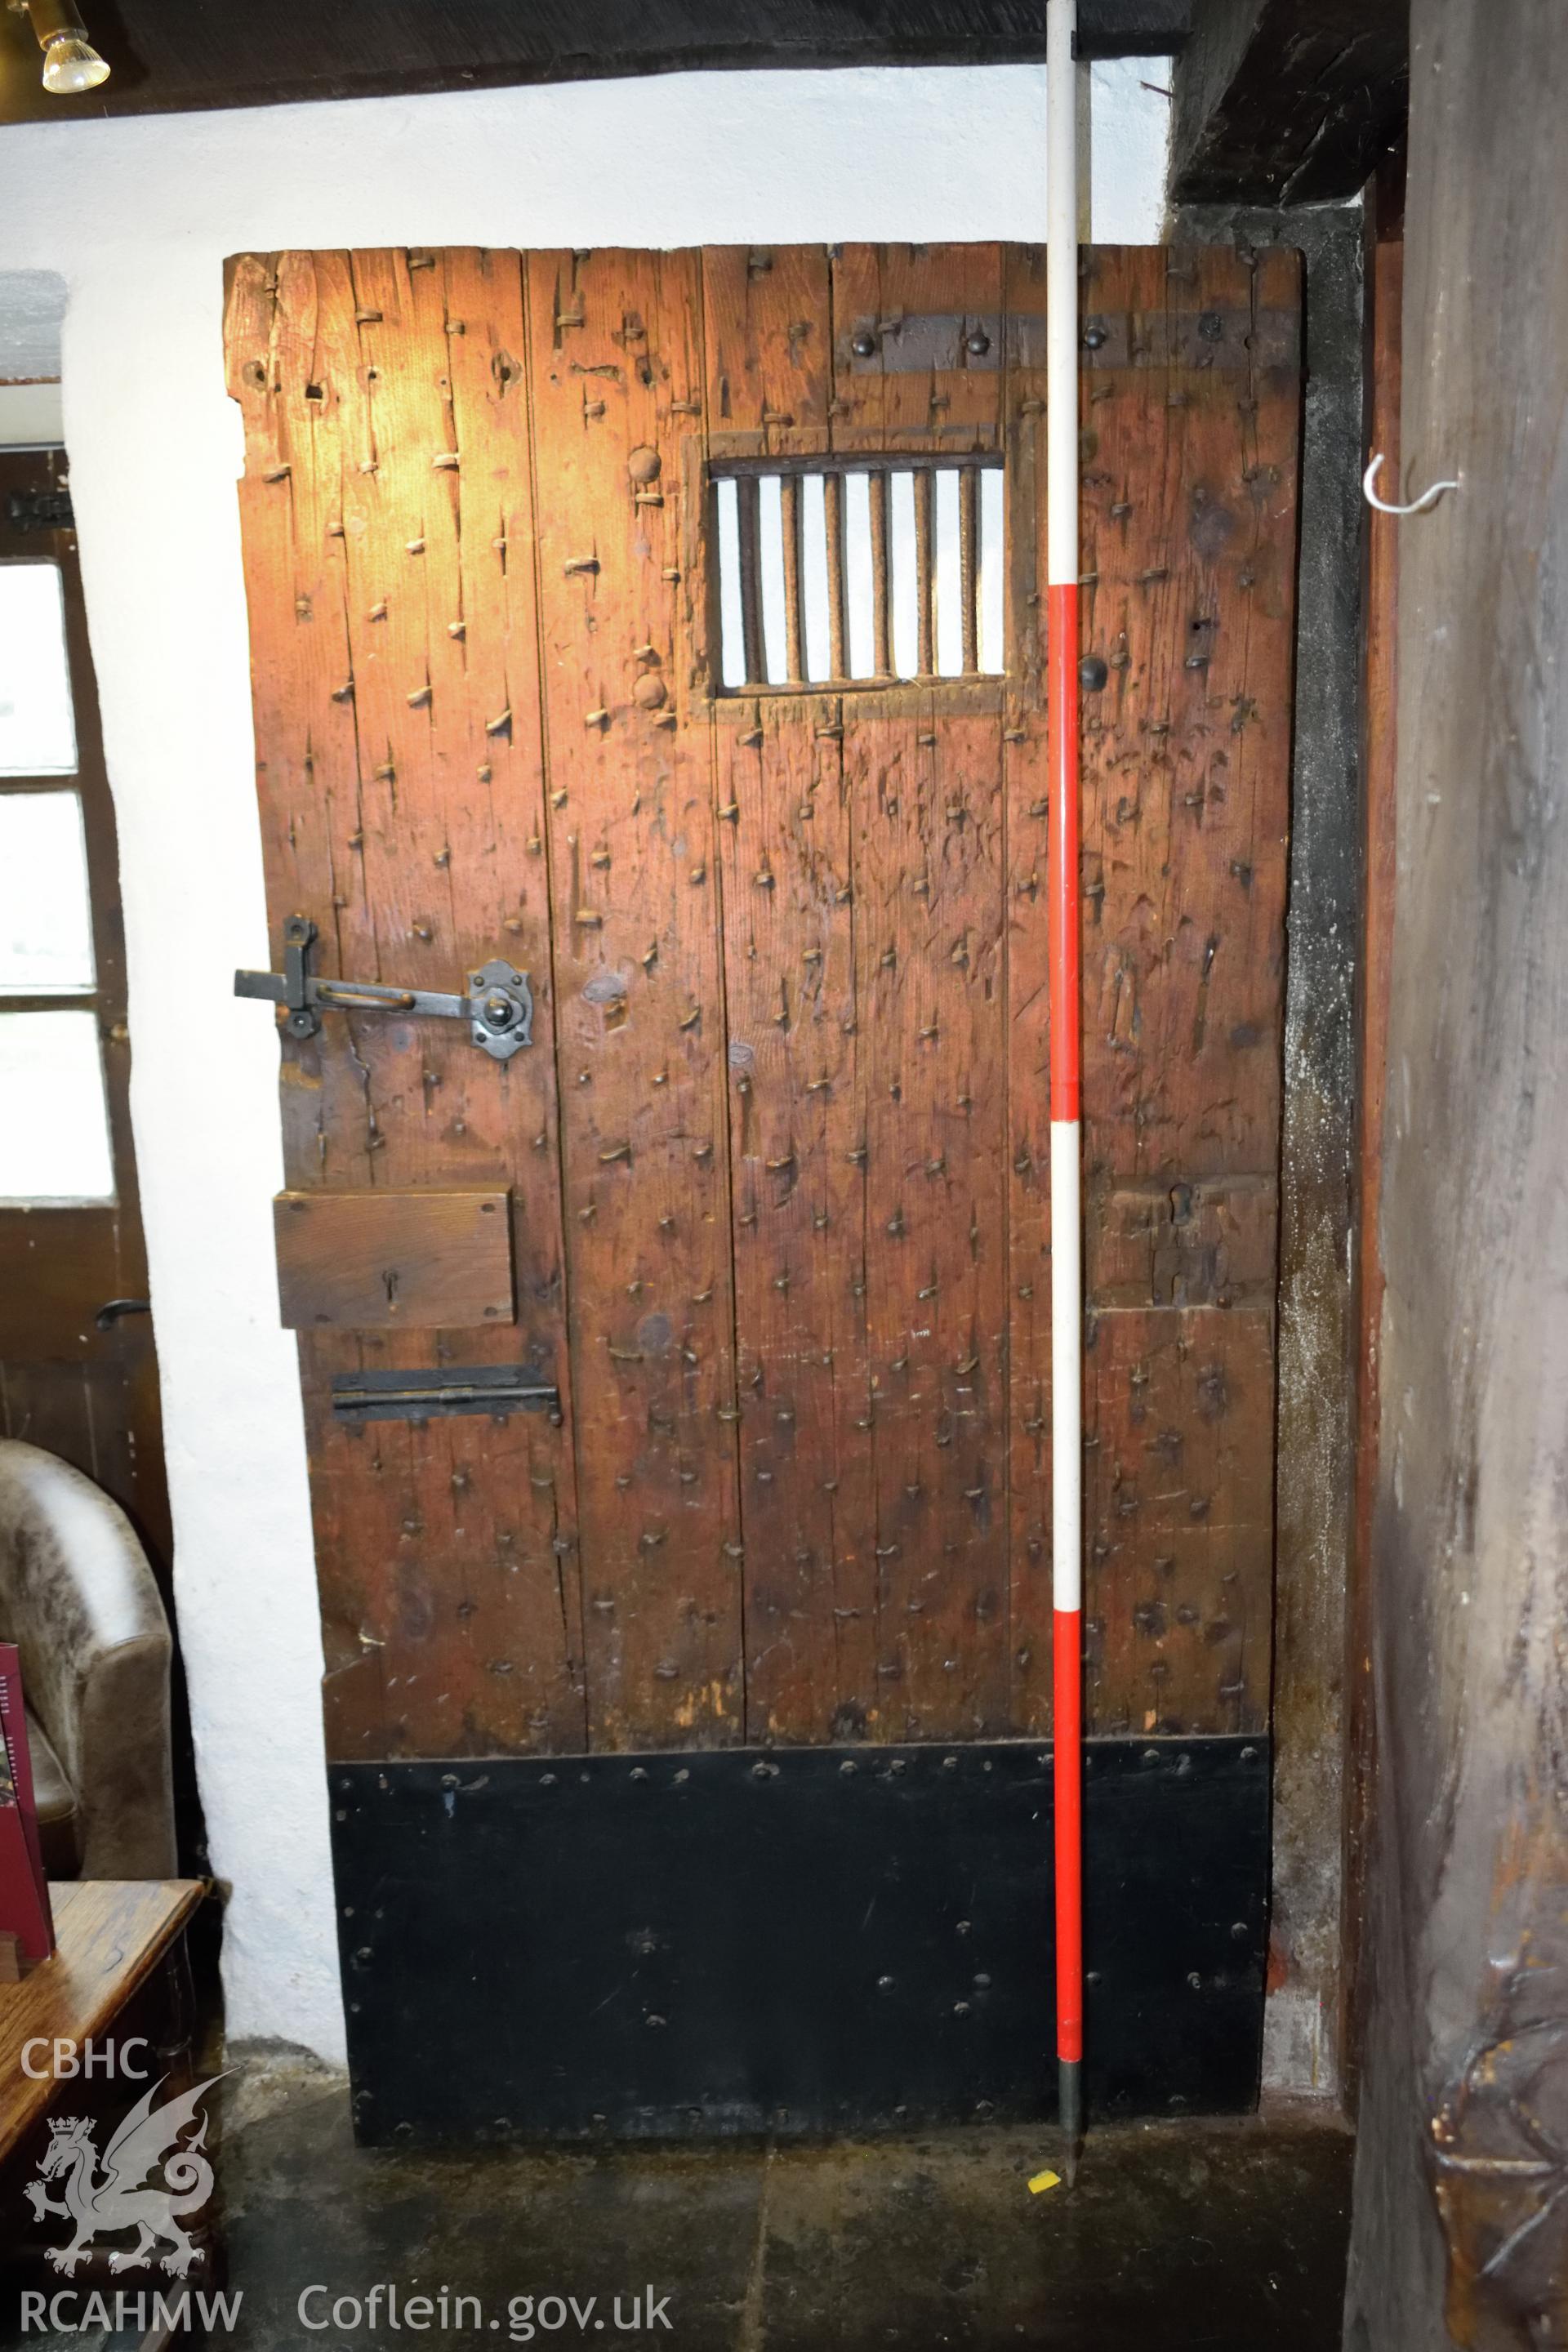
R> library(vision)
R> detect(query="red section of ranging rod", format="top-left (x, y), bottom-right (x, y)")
top-left (1047, 581), bottom-right (1081, 1120)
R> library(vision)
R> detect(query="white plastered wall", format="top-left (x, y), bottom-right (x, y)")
top-left (0, 64), bottom-right (1169, 2064)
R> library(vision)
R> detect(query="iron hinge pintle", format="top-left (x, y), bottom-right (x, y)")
top-left (6, 486), bottom-right (74, 535)
top-left (235, 915), bottom-right (534, 1062)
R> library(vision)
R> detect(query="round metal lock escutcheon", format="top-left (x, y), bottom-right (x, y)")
top-left (467, 960), bottom-right (535, 1060)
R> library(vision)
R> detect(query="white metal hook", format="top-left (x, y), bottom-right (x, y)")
top-left (1363, 452), bottom-right (1461, 515)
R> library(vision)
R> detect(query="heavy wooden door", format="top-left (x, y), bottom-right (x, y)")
top-left (226, 243), bottom-right (1299, 2138)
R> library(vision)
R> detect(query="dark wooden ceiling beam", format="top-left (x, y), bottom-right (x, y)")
top-left (1169, 0), bottom-right (1407, 206)
top-left (0, 0), bottom-right (1191, 131)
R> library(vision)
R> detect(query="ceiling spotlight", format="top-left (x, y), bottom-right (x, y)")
top-left (8, 0), bottom-right (110, 94)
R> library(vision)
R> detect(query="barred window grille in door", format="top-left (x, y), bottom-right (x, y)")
top-left (712, 457), bottom-right (1004, 692)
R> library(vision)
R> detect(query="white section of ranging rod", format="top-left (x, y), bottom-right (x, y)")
top-left (1049, 1118), bottom-right (1083, 1612)
top-left (1045, 0), bottom-right (1080, 590)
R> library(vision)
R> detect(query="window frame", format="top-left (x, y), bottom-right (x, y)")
top-left (0, 450), bottom-right (135, 1250)
top-left (695, 429), bottom-right (1024, 723)
top-left (705, 448), bottom-right (1009, 699)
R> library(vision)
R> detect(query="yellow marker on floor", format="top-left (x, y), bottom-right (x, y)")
top-left (1028, 2168), bottom-right (1061, 2195)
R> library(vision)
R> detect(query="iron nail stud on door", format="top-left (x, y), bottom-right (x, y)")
top-left (235, 915), bottom-right (535, 1060)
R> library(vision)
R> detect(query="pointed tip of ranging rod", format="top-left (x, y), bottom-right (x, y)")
top-left (1058, 2057), bottom-right (1084, 2187)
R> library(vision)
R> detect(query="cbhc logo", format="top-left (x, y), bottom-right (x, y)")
top-left (20, 2040), bottom-right (153, 2082)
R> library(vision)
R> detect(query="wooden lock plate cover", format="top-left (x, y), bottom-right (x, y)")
top-left (273, 1189), bottom-right (514, 1330)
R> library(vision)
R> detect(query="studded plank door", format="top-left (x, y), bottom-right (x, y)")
top-left (225, 244), bottom-right (1300, 2137)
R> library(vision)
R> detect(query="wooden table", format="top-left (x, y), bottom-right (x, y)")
top-left (2, 1881), bottom-right (207, 2346)
top-left (0, 1881), bottom-right (204, 2163)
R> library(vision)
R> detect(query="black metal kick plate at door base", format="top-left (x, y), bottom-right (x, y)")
top-left (330, 1736), bottom-right (1269, 2144)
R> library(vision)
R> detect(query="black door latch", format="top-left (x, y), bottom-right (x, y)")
top-left (329, 1365), bottom-right (562, 1424)
top-left (236, 915), bottom-right (533, 1062)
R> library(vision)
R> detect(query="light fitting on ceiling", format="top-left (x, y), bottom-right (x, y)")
top-left (7, 0), bottom-right (109, 94)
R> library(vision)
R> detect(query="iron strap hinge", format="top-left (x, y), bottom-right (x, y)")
top-left (235, 915), bottom-right (534, 1062)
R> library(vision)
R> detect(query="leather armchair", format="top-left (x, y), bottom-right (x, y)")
top-left (0, 1441), bottom-right (176, 1880)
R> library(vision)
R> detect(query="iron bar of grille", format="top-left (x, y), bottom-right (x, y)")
top-left (779, 470), bottom-right (804, 684)
top-left (914, 467), bottom-right (935, 679)
top-left (736, 473), bottom-right (765, 687)
top-left (869, 467), bottom-right (891, 680)
top-left (824, 470), bottom-right (848, 683)
top-left (959, 463), bottom-right (980, 677)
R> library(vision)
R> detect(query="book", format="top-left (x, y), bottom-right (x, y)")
top-left (0, 1644), bottom-right (54, 1962)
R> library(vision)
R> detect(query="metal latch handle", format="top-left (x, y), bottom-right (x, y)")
top-left (235, 915), bottom-right (534, 1062)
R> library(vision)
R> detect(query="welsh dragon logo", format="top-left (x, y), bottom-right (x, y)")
top-left (24, 2074), bottom-right (222, 2276)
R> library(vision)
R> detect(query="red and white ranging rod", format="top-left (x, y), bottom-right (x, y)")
top-left (1045, 0), bottom-right (1085, 2185)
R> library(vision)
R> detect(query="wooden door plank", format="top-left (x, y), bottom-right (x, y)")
top-left (999, 242), bottom-right (1056, 1732)
top-left (329, 244), bottom-right (581, 1757)
top-left (715, 689), bottom-right (880, 1743)
top-left (704, 247), bottom-right (878, 1744)
top-left (425, 246), bottom-right (587, 1756)
top-left (524, 248), bottom-right (743, 1752)
top-left (229, 250), bottom-right (402, 1757)
top-left (226, 250), bottom-right (585, 1761)
top-left (830, 245), bottom-right (1011, 1740)
top-left (234, 252), bottom-right (414, 1758)
top-left (320, 246), bottom-right (490, 1764)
